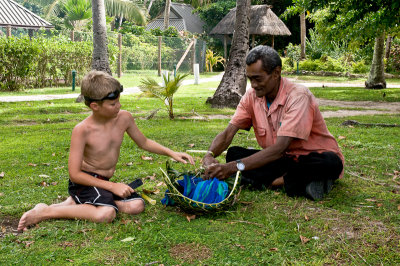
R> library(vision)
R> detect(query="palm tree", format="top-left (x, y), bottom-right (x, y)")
top-left (163, 0), bottom-right (171, 29)
top-left (62, 0), bottom-right (92, 31)
top-left (139, 73), bottom-right (189, 119)
top-left (300, 11), bottom-right (306, 60)
top-left (92, 0), bottom-right (111, 74)
top-left (365, 33), bottom-right (386, 89)
top-left (205, 49), bottom-right (225, 72)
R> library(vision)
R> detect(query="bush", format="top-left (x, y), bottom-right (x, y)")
top-left (387, 44), bottom-right (400, 73)
top-left (351, 60), bottom-right (370, 74)
top-left (281, 57), bottom-right (294, 71)
top-left (299, 59), bottom-right (320, 71)
top-left (0, 36), bottom-right (40, 91)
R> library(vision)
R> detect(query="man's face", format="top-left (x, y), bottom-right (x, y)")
top-left (246, 60), bottom-right (280, 98)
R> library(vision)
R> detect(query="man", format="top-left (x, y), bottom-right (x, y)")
top-left (203, 45), bottom-right (344, 200)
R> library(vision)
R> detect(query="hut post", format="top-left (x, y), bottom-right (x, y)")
top-left (191, 38), bottom-right (197, 73)
top-left (252, 35), bottom-right (255, 48)
top-left (224, 35), bottom-right (228, 66)
top-left (6, 25), bottom-right (11, 37)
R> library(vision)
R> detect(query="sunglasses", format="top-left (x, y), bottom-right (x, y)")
top-left (84, 85), bottom-right (123, 102)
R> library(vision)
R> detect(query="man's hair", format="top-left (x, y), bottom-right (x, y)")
top-left (81, 70), bottom-right (121, 106)
top-left (246, 45), bottom-right (282, 74)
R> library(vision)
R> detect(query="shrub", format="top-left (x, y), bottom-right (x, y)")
top-left (0, 36), bottom-right (39, 91)
top-left (387, 44), bottom-right (400, 73)
top-left (299, 59), bottom-right (320, 71)
top-left (351, 60), bottom-right (370, 74)
top-left (285, 43), bottom-right (301, 66)
top-left (281, 57), bottom-right (294, 71)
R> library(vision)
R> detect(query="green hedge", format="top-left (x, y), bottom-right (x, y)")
top-left (0, 35), bottom-right (117, 91)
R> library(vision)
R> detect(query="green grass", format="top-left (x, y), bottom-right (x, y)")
top-left (286, 74), bottom-right (400, 84)
top-left (1, 78), bottom-right (400, 264)
top-left (310, 87), bottom-right (400, 102)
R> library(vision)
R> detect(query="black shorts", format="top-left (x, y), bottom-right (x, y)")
top-left (68, 172), bottom-right (144, 212)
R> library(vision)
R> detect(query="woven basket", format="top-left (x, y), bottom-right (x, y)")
top-left (160, 161), bottom-right (241, 214)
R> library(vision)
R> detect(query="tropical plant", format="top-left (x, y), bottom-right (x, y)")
top-left (62, 0), bottom-right (92, 31)
top-left (205, 49), bottom-right (225, 72)
top-left (139, 73), bottom-right (189, 119)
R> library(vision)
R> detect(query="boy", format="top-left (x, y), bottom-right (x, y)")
top-left (18, 70), bottom-right (194, 231)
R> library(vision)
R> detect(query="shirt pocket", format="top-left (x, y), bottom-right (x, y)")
top-left (255, 128), bottom-right (267, 148)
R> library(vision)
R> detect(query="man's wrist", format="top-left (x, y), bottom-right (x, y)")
top-left (206, 150), bottom-right (215, 158)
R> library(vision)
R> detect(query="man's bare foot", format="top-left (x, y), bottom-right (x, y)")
top-left (17, 203), bottom-right (48, 232)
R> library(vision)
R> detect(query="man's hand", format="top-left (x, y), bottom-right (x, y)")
top-left (171, 152), bottom-right (195, 165)
top-left (110, 183), bottom-right (134, 198)
top-left (202, 153), bottom-right (219, 168)
top-left (204, 162), bottom-right (236, 180)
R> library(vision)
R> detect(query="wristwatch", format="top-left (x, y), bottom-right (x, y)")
top-left (236, 159), bottom-right (245, 171)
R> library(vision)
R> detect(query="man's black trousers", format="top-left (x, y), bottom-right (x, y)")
top-left (226, 146), bottom-right (343, 197)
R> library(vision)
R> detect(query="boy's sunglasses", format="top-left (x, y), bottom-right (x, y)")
top-left (84, 85), bottom-right (123, 102)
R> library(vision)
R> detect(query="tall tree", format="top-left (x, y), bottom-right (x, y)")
top-left (299, 11), bottom-right (306, 59)
top-left (62, 0), bottom-right (92, 31)
top-left (92, 0), bottom-right (111, 74)
top-left (206, 0), bottom-right (250, 108)
top-left (286, 0), bottom-right (400, 89)
top-left (163, 0), bottom-right (171, 29)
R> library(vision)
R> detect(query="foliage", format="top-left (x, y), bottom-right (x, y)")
top-left (195, 0), bottom-right (236, 33)
top-left (387, 44), bottom-right (400, 73)
top-left (61, 0), bottom-right (92, 30)
top-left (0, 37), bottom-right (40, 91)
top-left (139, 73), bottom-right (189, 119)
top-left (285, 43), bottom-right (301, 66)
top-left (205, 49), bottom-right (225, 72)
top-left (351, 60), bottom-right (370, 74)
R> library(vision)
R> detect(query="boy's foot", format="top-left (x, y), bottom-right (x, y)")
top-left (17, 203), bottom-right (48, 232)
top-left (305, 180), bottom-right (325, 201)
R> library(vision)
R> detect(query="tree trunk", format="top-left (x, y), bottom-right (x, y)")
top-left (91, 0), bottom-right (111, 75)
top-left (206, 0), bottom-right (250, 109)
top-left (300, 12), bottom-right (306, 60)
top-left (365, 33), bottom-right (386, 89)
top-left (164, 0), bottom-right (171, 30)
top-left (385, 35), bottom-right (392, 59)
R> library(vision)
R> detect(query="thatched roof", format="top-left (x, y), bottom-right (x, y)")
top-left (210, 5), bottom-right (291, 36)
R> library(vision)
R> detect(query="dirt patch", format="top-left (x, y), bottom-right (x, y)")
top-left (169, 242), bottom-right (212, 263)
top-left (0, 216), bottom-right (20, 237)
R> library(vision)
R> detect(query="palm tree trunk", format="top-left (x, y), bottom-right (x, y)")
top-left (164, 0), bottom-right (171, 30)
top-left (206, 0), bottom-right (250, 108)
top-left (385, 35), bottom-right (392, 59)
top-left (300, 12), bottom-right (306, 60)
top-left (365, 33), bottom-right (386, 89)
top-left (91, 0), bottom-right (111, 75)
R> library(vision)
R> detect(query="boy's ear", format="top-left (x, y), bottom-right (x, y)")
top-left (89, 102), bottom-right (100, 111)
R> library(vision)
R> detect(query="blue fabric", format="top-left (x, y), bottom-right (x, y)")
top-left (161, 175), bottom-right (229, 206)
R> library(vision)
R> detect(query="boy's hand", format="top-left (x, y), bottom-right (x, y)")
top-left (171, 152), bottom-right (195, 165)
top-left (111, 183), bottom-right (134, 198)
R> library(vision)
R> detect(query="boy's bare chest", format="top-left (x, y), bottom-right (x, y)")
top-left (86, 125), bottom-right (125, 152)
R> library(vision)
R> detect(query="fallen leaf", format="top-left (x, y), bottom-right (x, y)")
top-left (28, 163), bottom-right (37, 167)
top-left (0, 172), bottom-right (4, 178)
top-left (39, 174), bottom-right (49, 178)
top-left (397, 205), bottom-right (400, 210)
top-left (338, 136), bottom-right (346, 140)
top-left (42, 163), bottom-right (50, 166)
top-left (300, 235), bottom-right (310, 244)
top-left (304, 215), bottom-right (309, 221)
top-left (54, 166), bottom-right (64, 170)
top-left (66, 259), bottom-right (74, 262)
top-left (143, 188), bottom-right (160, 195)
top-left (126, 162), bottom-right (133, 166)
top-left (141, 155), bottom-right (153, 161)
top-left (24, 241), bottom-right (34, 247)
top-left (186, 214), bottom-right (196, 222)
top-left (121, 237), bottom-right (135, 242)
top-left (234, 244), bottom-right (245, 249)
top-left (60, 241), bottom-right (74, 247)
top-left (52, 153), bottom-right (56, 156)
top-left (365, 198), bottom-right (377, 202)
top-left (273, 205), bottom-right (277, 210)
top-left (376, 203), bottom-right (383, 207)
top-left (0, 193), bottom-right (4, 197)
top-left (156, 181), bottom-right (165, 187)
top-left (188, 143), bottom-right (195, 148)
top-left (51, 182), bottom-right (58, 186)
top-left (1, 226), bottom-right (6, 233)
top-left (145, 173), bottom-right (156, 180)
top-left (269, 248), bottom-right (278, 251)
top-left (39, 181), bottom-right (48, 187)
top-left (120, 219), bottom-right (132, 225)
top-left (104, 236), bottom-right (113, 241)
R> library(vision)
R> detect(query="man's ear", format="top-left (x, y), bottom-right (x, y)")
top-left (273, 66), bottom-right (282, 79)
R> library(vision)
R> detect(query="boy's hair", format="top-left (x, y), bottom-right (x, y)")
top-left (81, 70), bottom-right (122, 107)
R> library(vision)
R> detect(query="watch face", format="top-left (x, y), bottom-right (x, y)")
top-left (236, 160), bottom-right (245, 171)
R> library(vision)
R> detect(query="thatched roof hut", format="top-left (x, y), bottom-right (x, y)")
top-left (210, 5), bottom-right (291, 59)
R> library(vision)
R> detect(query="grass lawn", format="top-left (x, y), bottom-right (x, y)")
top-left (0, 78), bottom-right (399, 264)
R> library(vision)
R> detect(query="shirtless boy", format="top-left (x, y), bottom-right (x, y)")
top-left (18, 70), bottom-right (194, 231)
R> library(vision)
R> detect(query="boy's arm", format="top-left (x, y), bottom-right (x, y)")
top-left (68, 125), bottom-right (134, 198)
top-left (125, 113), bottom-right (194, 165)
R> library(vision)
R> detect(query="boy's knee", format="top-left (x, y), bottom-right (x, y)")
top-left (94, 207), bottom-right (116, 223)
top-left (127, 200), bottom-right (145, 215)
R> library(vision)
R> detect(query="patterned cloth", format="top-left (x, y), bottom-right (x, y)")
top-left (161, 175), bottom-right (228, 206)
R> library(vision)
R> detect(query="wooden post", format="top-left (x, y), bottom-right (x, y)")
top-left (252, 34), bottom-right (255, 48)
top-left (176, 39), bottom-right (194, 72)
top-left (158, 36), bottom-right (162, 76)
top-left (117, 33), bottom-right (122, 78)
top-left (70, 30), bottom-right (75, 41)
top-left (271, 35), bottom-right (274, 49)
top-left (224, 35), bottom-right (228, 67)
top-left (6, 25), bottom-right (11, 37)
top-left (191, 38), bottom-right (196, 73)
